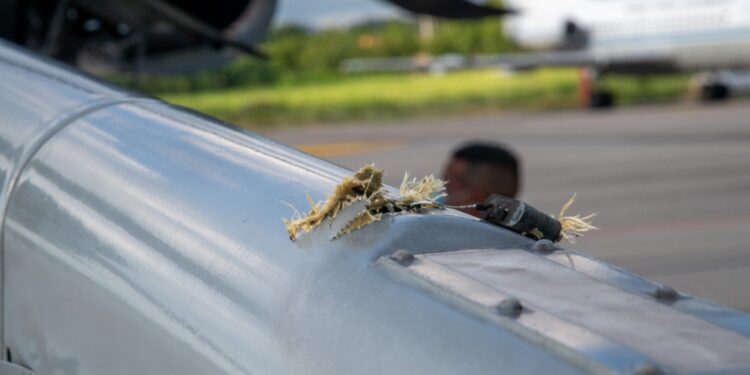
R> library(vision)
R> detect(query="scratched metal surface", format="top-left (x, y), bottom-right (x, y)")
top-left (1, 39), bottom-right (750, 375)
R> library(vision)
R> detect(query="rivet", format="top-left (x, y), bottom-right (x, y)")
top-left (496, 298), bottom-right (523, 317)
top-left (654, 285), bottom-right (679, 301)
top-left (391, 250), bottom-right (415, 266)
top-left (633, 363), bottom-right (664, 375)
top-left (532, 239), bottom-right (557, 254)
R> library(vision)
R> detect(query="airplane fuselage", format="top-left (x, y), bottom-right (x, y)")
top-left (505, 0), bottom-right (750, 72)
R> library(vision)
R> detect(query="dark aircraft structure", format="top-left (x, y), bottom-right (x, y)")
top-left (1, 1), bottom-right (750, 374)
top-left (0, 0), bottom-right (511, 73)
top-left (0, 0), bottom-right (278, 73)
top-left (383, 0), bottom-right (513, 19)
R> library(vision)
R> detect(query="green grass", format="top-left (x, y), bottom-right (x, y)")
top-left (160, 68), bottom-right (690, 127)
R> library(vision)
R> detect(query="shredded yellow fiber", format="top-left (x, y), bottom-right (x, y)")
top-left (283, 164), bottom-right (387, 240)
top-left (283, 165), bottom-right (447, 240)
top-left (398, 173), bottom-right (447, 207)
top-left (557, 193), bottom-right (598, 243)
top-left (283, 165), bottom-right (597, 243)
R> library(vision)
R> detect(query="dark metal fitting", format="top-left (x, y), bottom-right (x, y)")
top-left (633, 363), bottom-right (665, 375)
top-left (496, 298), bottom-right (524, 317)
top-left (532, 239), bottom-right (557, 254)
top-left (654, 285), bottom-right (679, 302)
top-left (391, 250), bottom-right (415, 266)
top-left (481, 194), bottom-right (562, 242)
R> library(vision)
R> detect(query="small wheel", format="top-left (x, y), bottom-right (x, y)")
top-left (589, 90), bottom-right (615, 109)
top-left (700, 83), bottom-right (731, 102)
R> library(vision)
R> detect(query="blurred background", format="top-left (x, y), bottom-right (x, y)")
top-left (3, 0), bottom-right (750, 311)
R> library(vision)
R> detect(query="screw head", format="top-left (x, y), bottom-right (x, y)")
top-left (654, 285), bottom-right (679, 302)
top-left (532, 239), bottom-right (557, 254)
top-left (496, 298), bottom-right (524, 317)
top-left (391, 250), bottom-right (415, 266)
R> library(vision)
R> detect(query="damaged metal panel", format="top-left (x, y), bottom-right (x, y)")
top-left (2, 97), bottom-right (580, 374)
top-left (3, 36), bottom-right (750, 375)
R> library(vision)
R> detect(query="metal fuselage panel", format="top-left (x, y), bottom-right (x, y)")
top-left (2, 100), bottom-right (583, 374)
top-left (2, 38), bottom-right (750, 375)
top-left (0, 41), bottom-right (588, 374)
top-left (0, 40), bottom-right (143, 364)
top-left (0, 41), bottom-right (130, 204)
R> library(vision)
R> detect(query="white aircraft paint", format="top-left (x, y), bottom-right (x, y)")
top-left (503, 0), bottom-right (750, 71)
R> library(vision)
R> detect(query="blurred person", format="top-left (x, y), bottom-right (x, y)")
top-left (442, 142), bottom-right (520, 217)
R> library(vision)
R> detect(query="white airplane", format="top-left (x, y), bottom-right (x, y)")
top-left (498, 0), bottom-right (750, 106)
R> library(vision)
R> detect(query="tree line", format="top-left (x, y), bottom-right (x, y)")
top-left (133, 16), bottom-right (518, 93)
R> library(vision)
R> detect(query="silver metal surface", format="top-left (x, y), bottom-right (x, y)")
top-left (542, 250), bottom-right (750, 338)
top-left (2, 38), bottom-right (750, 375)
top-left (0, 40), bottom-right (581, 375)
top-left (380, 251), bottom-right (665, 375)
top-left (389, 249), bottom-right (750, 374)
top-left (0, 40), bottom-right (143, 350)
top-left (0, 98), bottom-right (572, 373)
top-left (0, 362), bottom-right (35, 375)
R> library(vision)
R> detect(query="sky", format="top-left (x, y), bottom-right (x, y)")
top-left (275, 0), bottom-right (404, 28)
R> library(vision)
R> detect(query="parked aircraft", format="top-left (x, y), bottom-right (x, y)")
top-left (498, 0), bottom-right (750, 106)
top-left (343, 0), bottom-right (750, 107)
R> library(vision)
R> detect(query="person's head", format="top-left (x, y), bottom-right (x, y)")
top-left (442, 142), bottom-right (520, 216)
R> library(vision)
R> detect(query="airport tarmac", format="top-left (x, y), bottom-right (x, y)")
top-left (264, 102), bottom-right (750, 311)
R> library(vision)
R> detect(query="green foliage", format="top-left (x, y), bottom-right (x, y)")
top-left (126, 16), bottom-right (521, 94)
top-left (298, 29), bottom-right (358, 72)
top-left (427, 18), bottom-right (518, 55)
top-left (117, 57), bottom-right (281, 94)
top-left (126, 7), bottom-right (691, 126)
top-left (345, 21), bottom-right (421, 58)
top-left (264, 25), bottom-right (310, 71)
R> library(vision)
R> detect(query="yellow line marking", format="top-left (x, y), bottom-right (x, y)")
top-left (295, 139), bottom-right (404, 157)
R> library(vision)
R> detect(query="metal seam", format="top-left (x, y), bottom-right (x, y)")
top-left (0, 96), bottom-right (154, 354)
top-left (539, 249), bottom-right (750, 339)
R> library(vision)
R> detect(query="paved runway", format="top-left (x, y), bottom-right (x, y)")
top-left (264, 102), bottom-right (750, 311)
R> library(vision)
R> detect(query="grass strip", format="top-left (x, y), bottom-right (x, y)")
top-left (161, 68), bottom-right (690, 127)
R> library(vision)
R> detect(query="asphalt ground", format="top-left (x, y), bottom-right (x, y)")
top-left (263, 101), bottom-right (750, 311)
